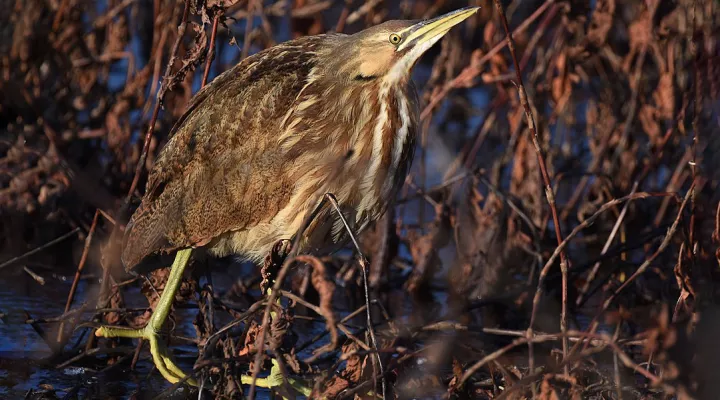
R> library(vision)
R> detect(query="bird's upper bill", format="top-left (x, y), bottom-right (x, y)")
top-left (395, 7), bottom-right (480, 53)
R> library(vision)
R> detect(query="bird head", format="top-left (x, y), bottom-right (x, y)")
top-left (328, 7), bottom-right (479, 85)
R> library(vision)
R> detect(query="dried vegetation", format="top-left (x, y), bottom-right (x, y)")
top-left (1, 0), bottom-right (719, 398)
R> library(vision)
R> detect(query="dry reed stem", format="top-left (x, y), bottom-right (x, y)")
top-left (492, 0), bottom-right (570, 376)
top-left (57, 210), bottom-right (100, 344)
top-left (202, 10), bottom-right (223, 88)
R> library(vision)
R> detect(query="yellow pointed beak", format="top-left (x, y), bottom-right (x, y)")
top-left (396, 7), bottom-right (480, 52)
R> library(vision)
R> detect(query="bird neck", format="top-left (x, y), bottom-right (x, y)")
top-left (279, 75), bottom-right (418, 202)
top-left (274, 75), bottom-right (418, 245)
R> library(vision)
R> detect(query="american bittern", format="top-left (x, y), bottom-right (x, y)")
top-left (96, 7), bottom-right (478, 386)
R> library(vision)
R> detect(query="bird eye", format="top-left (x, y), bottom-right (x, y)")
top-left (389, 33), bottom-right (402, 45)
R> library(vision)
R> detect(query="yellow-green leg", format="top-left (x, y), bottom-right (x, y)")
top-left (95, 248), bottom-right (312, 396)
top-left (95, 248), bottom-right (196, 385)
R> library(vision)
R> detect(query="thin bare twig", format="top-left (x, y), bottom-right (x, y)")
top-left (570, 183), bottom-right (694, 359)
top-left (576, 181), bottom-right (639, 306)
top-left (58, 210), bottom-right (101, 344)
top-left (0, 228), bottom-right (81, 271)
top-left (492, 0), bottom-right (570, 374)
top-left (601, 185), bottom-right (694, 314)
top-left (457, 330), bottom-right (661, 389)
top-left (202, 10), bottom-right (223, 88)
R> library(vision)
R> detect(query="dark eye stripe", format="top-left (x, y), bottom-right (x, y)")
top-left (354, 74), bottom-right (376, 81)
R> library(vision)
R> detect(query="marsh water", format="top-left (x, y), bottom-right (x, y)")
top-left (1, 257), bottom-right (202, 399)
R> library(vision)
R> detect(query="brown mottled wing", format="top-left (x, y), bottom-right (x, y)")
top-left (121, 37), bottom-right (324, 270)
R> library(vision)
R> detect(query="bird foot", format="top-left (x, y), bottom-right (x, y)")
top-left (95, 324), bottom-right (197, 386)
top-left (95, 325), bottom-right (312, 396)
top-left (95, 249), bottom-right (311, 395)
top-left (239, 359), bottom-right (312, 398)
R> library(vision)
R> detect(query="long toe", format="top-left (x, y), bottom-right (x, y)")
top-left (145, 328), bottom-right (197, 386)
top-left (95, 324), bottom-right (196, 386)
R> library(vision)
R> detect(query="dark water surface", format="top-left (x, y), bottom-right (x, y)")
top-left (0, 258), bottom-right (283, 399)
top-left (1, 262), bottom-right (84, 398)
top-left (1, 260), bottom-right (172, 398)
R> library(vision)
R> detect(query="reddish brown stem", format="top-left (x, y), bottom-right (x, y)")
top-left (57, 210), bottom-right (100, 344)
top-left (52, 0), bottom-right (71, 30)
top-left (492, 0), bottom-right (570, 375)
top-left (202, 11), bottom-right (222, 88)
top-left (689, 1), bottom-right (701, 280)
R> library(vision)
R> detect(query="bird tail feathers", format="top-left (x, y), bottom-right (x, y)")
top-left (121, 204), bottom-right (171, 272)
